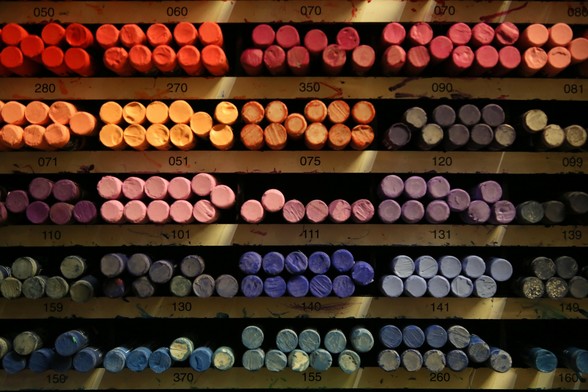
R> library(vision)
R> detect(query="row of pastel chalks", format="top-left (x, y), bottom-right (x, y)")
top-left (519, 256), bottom-right (588, 299)
top-left (522, 109), bottom-right (587, 151)
top-left (0, 101), bottom-right (95, 150)
top-left (98, 174), bottom-right (235, 224)
top-left (380, 255), bottom-right (512, 299)
top-left (0, 22), bottom-right (228, 77)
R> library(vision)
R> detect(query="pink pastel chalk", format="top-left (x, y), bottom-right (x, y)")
top-left (123, 200), bottom-right (148, 223)
top-left (122, 177), bottom-right (146, 200)
top-left (193, 199), bottom-right (220, 223)
top-left (306, 199), bottom-right (329, 223)
top-left (282, 199), bottom-right (305, 223)
top-left (210, 184), bottom-right (236, 209)
top-left (168, 176), bottom-right (192, 200)
top-left (191, 173), bottom-right (218, 197)
top-left (101, 199), bottom-right (125, 223)
top-left (328, 199), bottom-right (351, 223)
top-left (170, 199), bottom-right (194, 224)
top-left (97, 175), bottom-right (123, 200)
top-left (144, 176), bottom-right (169, 200)
top-left (241, 199), bottom-right (265, 223)
top-left (147, 200), bottom-right (170, 223)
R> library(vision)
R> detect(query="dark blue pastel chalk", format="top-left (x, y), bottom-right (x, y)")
top-left (446, 349), bottom-right (469, 372)
top-left (148, 347), bottom-right (172, 374)
top-left (563, 347), bottom-right (588, 374)
top-left (488, 347), bottom-right (512, 373)
top-left (379, 325), bottom-right (403, 349)
top-left (425, 325), bottom-right (448, 348)
top-left (285, 251), bottom-right (308, 275)
top-left (287, 275), bottom-right (309, 297)
top-left (54, 330), bottom-right (90, 356)
top-left (332, 274), bottom-right (355, 298)
top-left (239, 251), bottom-right (263, 274)
top-left (242, 325), bottom-right (264, 350)
top-left (2, 351), bottom-right (27, 374)
top-left (104, 347), bottom-right (130, 373)
top-left (351, 261), bottom-right (375, 286)
top-left (262, 251), bottom-right (285, 275)
top-left (126, 346), bottom-right (152, 372)
top-left (241, 275), bottom-right (264, 298)
top-left (308, 251), bottom-right (331, 274)
top-left (309, 274), bottom-right (332, 298)
top-left (73, 347), bottom-right (103, 372)
top-left (524, 347), bottom-right (557, 373)
top-left (263, 276), bottom-right (287, 298)
top-left (189, 346), bottom-right (213, 372)
top-left (332, 249), bottom-right (355, 272)
top-left (402, 325), bottom-right (425, 348)
top-left (29, 348), bottom-right (55, 373)
top-left (467, 334), bottom-right (490, 363)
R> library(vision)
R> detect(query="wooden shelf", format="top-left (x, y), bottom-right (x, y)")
top-left (1, 1), bottom-right (585, 24)
top-left (1, 297), bottom-right (586, 320)
top-left (0, 367), bottom-right (586, 390)
top-left (3, 151), bottom-right (588, 175)
top-left (0, 224), bottom-right (585, 247)
top-left (0, 77), bottom-right (584, 101)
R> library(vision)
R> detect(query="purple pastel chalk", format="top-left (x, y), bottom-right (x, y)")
top-left (378, 175), bottom-right (404, 199)
top-left (404, 176), bottom-right (427, 199)
top-left (473, 180), bottom-right (503, 204)
top-left (425, 200), bottom-right (451, 224)
top-left (28, 177), bottom-right (54, 201)
top-left (461, 200), bottom-right (491, 224)
top-left (489, 200), bottom-right (516, 224)
top-left (332, 275), bottom-right (355, 298)
top-left (427, 176), bottom-right (451, 199)
top-left (401, 200), bottom-right (425, 223)
top-left (378, 199), bottom-right (401, 223)
top-left (309, 274), bottom-right (332, 298)
top-left (73, 200), bottom-right (97, 224)
top-left (52, 179), bottom-right (81, 202)
top-left (6, 190), bottom-right (29, 213)
top-left (446, 188), bottom-right (471, 212)
top-left (49, 202), bottom-right (75, 225)
top-left (26, 201), bottom-right (50, 224)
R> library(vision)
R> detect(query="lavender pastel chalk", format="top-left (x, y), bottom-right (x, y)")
top-left (486, 257), bottom-right (513, 282)
top-left (378, 175), bottom-right (404, 199)
top-left (427, 275), bottom-right (451, 298)
top-left (450, 275), bottom-right (474, 297)
top-left (489, 200), bottom-right (516, 224)
top-left (446, 188), bottom-right (470, 212)
top-left (404, 275), bottom-right (427, 297)
top-left (427, 176), bottom-right (451, 199)
top-left (461, 199), bottom-right (491, 224)
top-left (404, 176), bottom-right (427, 199)
top-left (378, 199), bottom-right (402, 223)
top-left (473, 180), bottom-right (503, 204)
top-left (379, 275), bottom-right (404, 297)
top-left (414, 255), bottom-right (439, 278)
top-left (425, 200), bottom-right (450, 223)
top-left (401, 200), bottom-right (425, 223)
top-left (461, 255), bottom-right (486, 278)
top-left (390, 255), bottom-right (415, 278)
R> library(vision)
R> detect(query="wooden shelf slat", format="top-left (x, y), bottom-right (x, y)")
top-left (0, 1), bottom-right (585, 24)
top-left (0, 224), bottom-right (585, 247)
top-left (0, 367), bottom-right (586, 390)
top-left (0, 77), bottom-right (584, 101)
top-left (2, 151), bottom-right (588, 175)
top-left (1, 297), bottom-right (586, 320)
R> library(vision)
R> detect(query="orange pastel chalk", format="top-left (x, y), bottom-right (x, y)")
top-left (209, 124), bottom-right (234, 150)
top-left (99, 124), bottom-right (126, 150)
top-left (201, 45), bottom-right (229, 76)
top-left (198, 21), bottom-right (223, 46)
top-left (20, 35), bottom-right (45, 62)
top-left (264, 123), bottom-right (287, 150)
top-left (65, 23), bottom-right (94, 48)
top-left (265, 100), bottom-right (288, 123)
top-left (214, 101), bottom-right (239, 125)
top-left (351, 101), bottom-right (376, 124)
top-left (284, 113), bottom-right (307, 140)
top-left (519, 24), bottom-right (549, 48)
top-left (304, 100), bottom-right (328, 123)
top-left (241, 101), bottom-right (265, 124)
top-left (240, 123), bottom-right (265, 150)
top-left (350, 124), bottom-right (375, 150)
top-left (24, 124), bottom-right (51, 150)
top-left (49, 101), bottom-right (77, 125)
top-left (304, 122), bottom-right (328, 150)
top-left (96, 24), bottom-right (120, 49)
top-left (177, 45), bottom-right (203, 75)
top-left (69, 111), bottom-right (97, 136)
top-left (327, 100), bottom-right (350, 124)
top-left (169, 100), bottom-right (193, 124)
top-left (123, 101), bottom-right (147, 125)
top-left (146, 123), bottom-right (172, 150)
top-left (0, 46), bottom-right (40, 76)
top-left (41, 23), bottom-right (66, 46)
top-left (64, 47), bottom-right (95, 76)
top-left (328, 123), bottom-right (352, 150)
top-left (547, 23), bottom-right (573, 48)
top-left (152, 45), bottom-right (177, 73)
top-left (100, 101), bottom-right (123, 125)
top-left (103, 46), bottom-right (136, 76)
top-left (24, 101), bottom-right (50, 125)
top-left (44, 123), bottom-right (71, 149)
top-left (146, 101), bottom-right (169, 124)
top-left (170, 123), bottom-right (196, 150)
top-left (129, 45), bottom-right (155, 73)
top-left (174, 22), bottom-right (198, 46)
top-left (2, 23), bottom-right (28, 45)
top-left (568, 37), bottom-right (588, 64)
top-left (41, 46), bottom-right (71, 76)
top-left (147, 23), bottom-right (172, 46)
top-left (0, 124), bottom-right (25, 149)
top-left (123, 124), bottom-right (149, 151)
top-left (1, 101), bottom-right (26, 125)
top-left (542, 46), bottom-right (571, 77)
top-left (190, 111), bottom-right (213, 138)
top-left (120, 24), bottom-right (146, 48)
top-left (520, 47), bottom-right (548, 76)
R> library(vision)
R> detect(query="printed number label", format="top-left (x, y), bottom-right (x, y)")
top-left (167, 83), bottom-right (188, 93)
top-left (429, 372), bottom-right (451, 382)
top-left (34, 83), bottom-right (56, 94)
top-left (168, 156), bottom-right (188, 167)
top-left (300, 5), bottom-right (322, 16)
top-left (300, 228), bottom-right (320, 240)
top-left (563, 84), bottom-right (584, 95)
top-left (47, 374), bottom-right (68, 384)
top-left (42, 230), bottom-right (62, 241)
top-left (44, 302), bottom-right (64, 313)
top-left (303, 372), bottom-right (322, 382)
top-left (299, 156), bottom-right (321, 166)
top-left (432, 156), bottom-right (453, 167)
top-left (559, 372), bottom-right (581, 383)
top-left (431, 302), bottom-right (449, 312)
top-left (562, 229), bottom-right (582, 241)
top-left (167, 6), bottom-right (188, 16)
top-left (173, 372), bottom-right (195, 383)
top-left (567, 6), bottom-right (588, 17)
top-left (298, 82), bottom-right (321, 93)
top-left (301, 301), bottom-right (322, 311)
top-left (172, 301), bottom-right (193, 312)
top-left (37, 156), bottom-right (58, 167)
top-left (166, 229), bottom-right (191, 240)
top-left (431, 229), bottom-right (451, 240)
top-left (560, 303), bottom-right (580, 313)
top-left (33, 7), bottom-right (55, 17)
top-left (562, 156), bottom-right (584, 168)
top-left (433, 5), bottom-right (456, 15)
top-left (431, 82), bottom-right (453, 93)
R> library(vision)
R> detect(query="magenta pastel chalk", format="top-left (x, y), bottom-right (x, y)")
top-left (263, 45), bottom-right (287, 75)
top-left (26, 200), bottom-right (50, 224)
top-left (328, 199), bottom-right (351, 223)
top-left (489, 200), bottom-right (516, 224)
top-left (378, 199), bottom-right (401, 223)
top-left (381, 22), bottom-right (406, 46)
top-left (28, 177), bottom-right (54, 201)
top-left (240, 48), bottom-right (264, 76)
top-left (401, 200), bottom-right (425, 223)
top-left (50, 202), bottom-right (74, 225)
top-left (6, 190), bottom-right (29, 213)
top-left (322, 44), bottom-right (346, 75)
top-left (287, 46), bottom-right (310, 76)
top-left (351, 199), bottom-right (374, 223)
top-left (336, 26), bottom-right (360, 51)
top-left (73, 200), bottom-right (97, 224)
